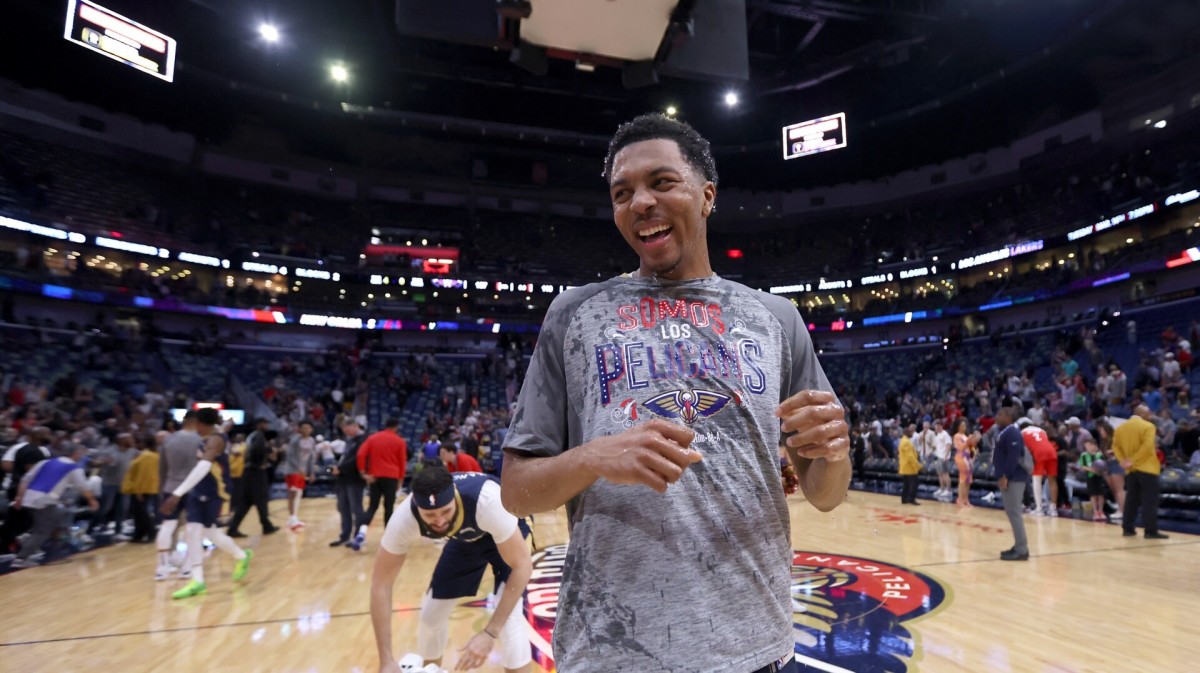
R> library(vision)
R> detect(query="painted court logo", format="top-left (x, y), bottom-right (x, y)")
top-left (789, 552), bottom-right (948, 673)
top-left (524, 545), bottom-right (567, 672)
top-left (521, 546), bottom-right (948, 673)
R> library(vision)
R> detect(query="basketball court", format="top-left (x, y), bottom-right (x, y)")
top-left (2, 491), bottom-right (1196, 672)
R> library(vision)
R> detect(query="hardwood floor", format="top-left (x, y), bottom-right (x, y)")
top-left (1, 490), bottom-right (1196, 672)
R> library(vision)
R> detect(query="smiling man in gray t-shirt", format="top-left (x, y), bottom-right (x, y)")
top-left (501, 114), bottom-right (850, 673)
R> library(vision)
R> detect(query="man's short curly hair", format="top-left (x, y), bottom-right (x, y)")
top-left (603, 114), bottom-right (718, 187)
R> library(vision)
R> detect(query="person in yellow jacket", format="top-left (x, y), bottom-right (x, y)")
top-left (226, 433), bottom-right (246, 520)
top-left (1113, 405), bottom-right (1167, 539)
top-left (121, 440), bottom-right (160, 543)
top-left (898, 424), bottom-right (921, 505)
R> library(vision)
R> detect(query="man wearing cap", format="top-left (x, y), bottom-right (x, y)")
top-left (1113, 404), bottom-right (1168, 539)
top-left (369, 466), bottom-right (532, 673)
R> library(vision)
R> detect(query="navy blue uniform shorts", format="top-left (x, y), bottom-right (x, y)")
top-left (184, 490), bottom-right (222, 528)
top-left (159, 492), bottom-right (189, 521)
top-left (429, 520), bottom-right (530, 599)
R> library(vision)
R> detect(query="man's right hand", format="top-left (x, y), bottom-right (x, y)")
top-left (581, 419), bottom-right (701, 493)
top-left (160, 494), bottom-right (180, 515)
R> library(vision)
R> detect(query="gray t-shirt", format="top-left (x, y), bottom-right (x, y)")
top-left (161, 430), bottom-right (203, 494)
top-left (284, 435), bottom-right (316, 476)
top-left (505, 274), bottom-right (834, 673)
top-left (98, 447), bottom-right (136, 486)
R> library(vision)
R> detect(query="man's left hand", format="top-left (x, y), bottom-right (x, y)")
top-left (776, 390), bottom-right (849, 462)
top-left (455, 631), bottom-right (495, 670)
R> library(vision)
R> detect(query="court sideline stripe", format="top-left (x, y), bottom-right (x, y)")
top-left (912, 539), bottom-right (1200, 568)
top-left (0, 606), bottom-right (420, 647)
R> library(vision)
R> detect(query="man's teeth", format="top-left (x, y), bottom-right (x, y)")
top-left (639, 224), bottom-right (671, 238)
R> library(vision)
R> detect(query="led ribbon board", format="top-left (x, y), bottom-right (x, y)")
top-left (64, 0), bottom-right (176, 82)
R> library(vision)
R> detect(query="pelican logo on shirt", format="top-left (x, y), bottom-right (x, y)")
top-left (642, 388), bottom-right (732, 425)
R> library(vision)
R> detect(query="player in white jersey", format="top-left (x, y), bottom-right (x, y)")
top-left (371, 466), bottom-right (532, 672)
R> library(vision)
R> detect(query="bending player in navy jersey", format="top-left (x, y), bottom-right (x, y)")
top-left (369, 466), bottom-right (532, 673)
top-left (159, 408), bottom-right (252, 598)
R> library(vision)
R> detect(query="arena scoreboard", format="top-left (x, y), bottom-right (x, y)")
top-left (782, 112), bottom-right (847, 160)
top-left (64, 0), bottom-right (176, 82)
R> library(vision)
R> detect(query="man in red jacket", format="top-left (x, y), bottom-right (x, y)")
top-left (356, 417), bottom-right (408, 549)
top-left (440, 442), bottom-right (482, 474)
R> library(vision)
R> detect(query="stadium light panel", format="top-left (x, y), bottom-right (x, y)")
top-left (259, 23), bottom-right (280, 43)
top-left (330, 64), bottom-right (349, 83)
top-left (724, 91), bottom-right (739, 107)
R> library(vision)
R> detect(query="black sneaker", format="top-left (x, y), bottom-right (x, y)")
top-left (227, 530), bottom-right (247, 539)
top-left (329, 538), bottom-right (350, 547)
top-left (263, 525), bottom-right (280, 535)
top-left (1144, 532), bottom-right (1170, 540)
top-left (1000, 549), bottom-right (1029, 561)
top-left (1122, 530), bottom-right (1137, 537)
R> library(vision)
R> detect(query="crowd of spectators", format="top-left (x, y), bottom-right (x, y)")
top-left (840, 315), bottom-right (1200, 520)
top-left (0, 310), bottom-right (532, 569)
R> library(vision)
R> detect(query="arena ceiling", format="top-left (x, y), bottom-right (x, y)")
top-left (2, 0), bottom-right (1197, 188)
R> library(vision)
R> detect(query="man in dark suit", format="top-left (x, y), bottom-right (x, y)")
top-left (226, 418), bottom-right (278, 537)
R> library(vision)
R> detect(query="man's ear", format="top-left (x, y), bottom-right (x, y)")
top-left (702, 182), bottom-right (717, 218)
